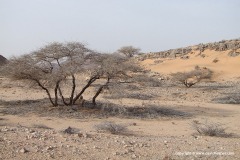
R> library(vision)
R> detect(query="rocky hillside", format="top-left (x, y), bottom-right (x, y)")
top-left (0, 55), bottom-right (7, 66)
top-left (141, 38), bottom-right (240, 60)
top-left (139, 39), bottom-right (240, 80)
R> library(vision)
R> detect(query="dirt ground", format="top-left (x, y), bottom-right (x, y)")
top-left (0, 75), bottom-right (240, 160)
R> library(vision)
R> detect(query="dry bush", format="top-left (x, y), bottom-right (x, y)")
top-left (95, 121), bottom-right (128, 134)
top-left (171, 67), bottom-right (213, 87)
top-left (191, 120), bottom-right (236, 138)
top-left (133, 74), bottom-right (161, 87)
top-left (98, 104), bottom-right (190, 119)
top-left (61, 126), bottom-right (80, 134)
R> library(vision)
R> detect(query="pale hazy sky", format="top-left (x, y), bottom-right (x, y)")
top-left (1, 0), bottom-right (240, 58)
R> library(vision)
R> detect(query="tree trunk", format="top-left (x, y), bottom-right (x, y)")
top-left (34, 79), bottom-right (56, 106)
top-left (69, 74), bottom-right (76, 105)
top-left (72, 75), bottom-right (99, 104)
top-left (53, 80), bottom-right (61, 106)
top-left (92, 77), bottom-right (110, 106)
top-left (58, 86), bottom-right (68, 106)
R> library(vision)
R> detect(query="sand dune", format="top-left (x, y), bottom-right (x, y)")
top-left (141, 49), bottom-right (240, 81)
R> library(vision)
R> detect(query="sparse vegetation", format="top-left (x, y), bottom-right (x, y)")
top-left (191, 120), bottom-right (236, 138)
top-left (95, 121), bottom-right (128, 134)
top-left (98, 104), bottom-right (190, 119)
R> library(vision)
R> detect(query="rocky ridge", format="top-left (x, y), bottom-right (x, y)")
top-left (140, 38), bottom-right (240, 60)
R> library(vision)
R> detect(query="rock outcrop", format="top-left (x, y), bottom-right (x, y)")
top-left (140, 38), bottom-right (240, 60)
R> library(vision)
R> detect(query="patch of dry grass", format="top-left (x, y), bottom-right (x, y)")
top-left (191, 120), bottom-right (236, 138)
top-left (95, 121), bottom-right (128, 134)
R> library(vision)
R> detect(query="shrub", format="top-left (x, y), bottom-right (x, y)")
top-left (171, 67), bottom-right (213, 87)
top-left (95, 121), bottom-right (128, 134)
top-left (191, 120), bottom-right (235, 138)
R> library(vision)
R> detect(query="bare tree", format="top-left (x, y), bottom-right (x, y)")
top-left (117, 46), bottom-right (141, 57)
top-left (3, 42), bottom-right (98, 106)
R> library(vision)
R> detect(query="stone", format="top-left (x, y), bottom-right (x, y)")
top-left (45, 146), bottom-right (53, 151)
top-left (131, 154), bottom-right (137, 159)
top-left (19, 148), bottom-right (28, 153)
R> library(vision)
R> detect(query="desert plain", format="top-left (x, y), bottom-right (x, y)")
top-left (0, 39), bottom-right (240, 160)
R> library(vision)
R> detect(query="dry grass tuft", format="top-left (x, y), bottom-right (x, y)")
top-left (95, 121), bottom-right (128, 134)
top-left (191, 120), bottom-right (236, 138)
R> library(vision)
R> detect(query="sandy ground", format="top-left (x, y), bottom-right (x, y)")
top-left (1, 49), bottom-right (240, 159)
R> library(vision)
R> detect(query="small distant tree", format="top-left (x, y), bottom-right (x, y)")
top-left (117, 46), bottom-right (140, 57)
top-left (171, 67), bottom-right (213, 88)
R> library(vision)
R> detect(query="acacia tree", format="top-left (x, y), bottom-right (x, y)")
top-left (3, 42), bottom-right (100, 106)
top-left (117, 46), bottom-right (141, 57)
